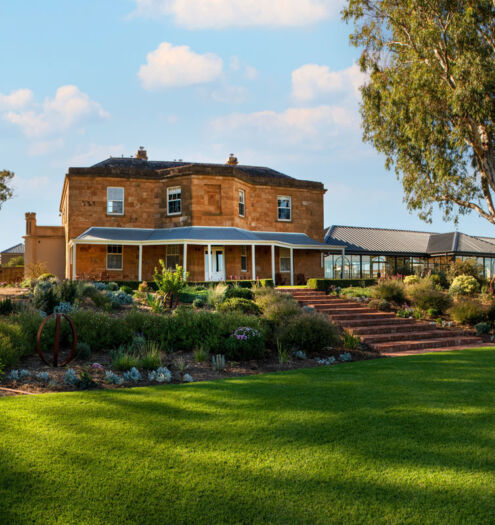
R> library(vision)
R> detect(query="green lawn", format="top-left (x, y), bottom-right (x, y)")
top-left (1, 349), bottom-right (495, 524)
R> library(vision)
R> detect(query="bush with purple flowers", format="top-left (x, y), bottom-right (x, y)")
top-left (221, 326), bottom-right (265, 360)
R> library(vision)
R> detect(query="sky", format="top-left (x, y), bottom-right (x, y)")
top-left (1, 0), bottom-right (494, 250)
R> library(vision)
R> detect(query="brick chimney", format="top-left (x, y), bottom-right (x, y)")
top-left (226, 153), bottom-right (238, 166)
top-left (25, 212), bottom-right (36, 235)
top-left (136, 146), bottom-right (148, 160)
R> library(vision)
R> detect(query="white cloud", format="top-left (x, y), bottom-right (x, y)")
top-left (211, 85), bottom-right (249, 104)
top-left (0, 89), bottom-right (34, 111)
top-left (229, 56), bottom-right (258, 80)
top-left (133, 0), bottom-right (343, 28)
top-left (211, 105), bottom-right (357, 149)
top-left (138, 42), bottom-right (223, 90)
top-left (28, 138), bottom-right (65, 156)
top-left (3, 85), bottom-right (108, 138)
top-left (291, 63), bottom-right (367, 102)
top-left (13, 175), bottom-right (51, 197)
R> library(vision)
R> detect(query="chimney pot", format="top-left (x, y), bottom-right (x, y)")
top-left (226, 153), bottom-right (238, 166)
top-left (136, 147), bottom-right (148, 161)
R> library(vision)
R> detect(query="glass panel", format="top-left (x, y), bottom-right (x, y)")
top-left (361, 255), bottom-right (371, 278)
top-left (350, 255), bottom-right (361, 279)
top-left (168, 187), bottom-right (181, 214)
top-left (277, 197), bottom-right (291, 220)
top-left (324, 255), bottom-right (334, 278)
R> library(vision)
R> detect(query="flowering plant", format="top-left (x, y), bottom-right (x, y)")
top-left (231, 327), bottom-right (261, 341)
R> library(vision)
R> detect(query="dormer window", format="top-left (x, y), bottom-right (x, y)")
top-left (107, 187), bottom-right (124, 215)
top-left (277, 196), bottom-right (291, 221)
top-left (239, 189), bottom-right (245, 217)
top-left (167, 187), bottom-right (182, 215)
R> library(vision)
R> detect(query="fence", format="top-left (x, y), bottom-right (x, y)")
top-left (0, 267), bottom-right (24, 283)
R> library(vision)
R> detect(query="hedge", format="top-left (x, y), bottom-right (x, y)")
top-left (307, 278), bottom-right (377, 291)
top-left (113, 280), bottom-right (274, 290)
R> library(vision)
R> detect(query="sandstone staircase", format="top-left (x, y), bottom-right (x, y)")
top-left (279, 288), bottom-right (483, 356)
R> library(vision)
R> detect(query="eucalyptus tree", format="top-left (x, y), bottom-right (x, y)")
top-left (343, 1), bottom-right (495, 224)
top-left (0, 170), bottom-right (14, 210)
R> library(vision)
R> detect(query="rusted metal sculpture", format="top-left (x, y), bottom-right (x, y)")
top-left (36, 314), bottom-right (78, 367)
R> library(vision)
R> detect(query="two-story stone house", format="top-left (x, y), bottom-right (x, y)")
top-left (25, 149), bottom-right (337, 284)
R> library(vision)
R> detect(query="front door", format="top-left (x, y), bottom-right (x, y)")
top-left (205, 247), bottom-right (226, 281)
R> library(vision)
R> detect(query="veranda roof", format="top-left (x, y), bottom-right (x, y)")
top-left (74, 226), bottom-right (339, 250)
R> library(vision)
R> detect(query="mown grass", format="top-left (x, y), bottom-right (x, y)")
top-left (1, 348), bottom-right (495, 524)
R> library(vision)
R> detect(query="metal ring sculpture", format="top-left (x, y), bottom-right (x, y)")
top-left (36, 314), bottom-right (78, 367)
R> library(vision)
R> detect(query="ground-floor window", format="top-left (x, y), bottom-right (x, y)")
top-left (107, 245), bottom-right (123, 270)
top-left (241, 246), bottom-right (248, 272)
top-left (166, 245), bottom-right (181, 269)
top-left (279, 248), bottom-right (291, 272)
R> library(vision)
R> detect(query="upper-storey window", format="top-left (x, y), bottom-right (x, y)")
top-left (107, 187), bottom-right (124, 215)
top-left (238, 189), bottom-right (245, 217)
top-left (277, 196), bottom-right (292, 221)
top-left (168, 187), bottom-right (182, 215)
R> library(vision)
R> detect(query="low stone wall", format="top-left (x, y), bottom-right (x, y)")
top-left (0, 267), bottom-right (24, 283)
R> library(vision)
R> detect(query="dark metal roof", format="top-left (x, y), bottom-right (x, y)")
top-left (91, 157), bottom-right (293, 180)
top-left (1, 243), bottom-right (24, 255)
top-left (76, 226), bottom-right (332, 248)
top-left (325, 225), bottom-right (495, 256)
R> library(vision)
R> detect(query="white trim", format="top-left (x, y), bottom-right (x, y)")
top-left (290, 247), bottom-right (294, 286)
top-left (271, 245), bottom-right (275, 284)
top-left (183, 243), bottom-right (187, 279)
top-left (72, 243), bottom-right (76, 280)
top-left (251, 245), bottom-right (256, 280)
top-left (167, 186), bottom-right (182, 216)
top-left (238, 189), bottom-right (245, 218)
top-left (138, 245), bottom-right (143, 281)
top-left (277, 195), bottom-right (292, 222)
top-left (107, 187), bottom-right (125, 216)
top-left (207, 244), bottom-right (212, 281)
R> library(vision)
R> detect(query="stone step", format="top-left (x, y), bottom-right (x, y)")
top-left (337, 317), bottom-right (418, 328)
top-left (316, 307), bottom-right (374, 315)
top-left (328, 312), bottom-right (397, 321)
top-left (350, 322), bottom-right (434, 335)
top-left (360, 329), bottom-right (463, 344)
top-left (373, 336), bottom-right (482, 353)
top-left (302, 300), bottom-right (364, 307)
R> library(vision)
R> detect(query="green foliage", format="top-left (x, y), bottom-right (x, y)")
top-left (340, 286), bottom-right (373, 298)
top-left (225, 286), bottom-right (254, 301)
top-left (120, 285), bottom-right (133, 295)
top-left (372, 279), bottom-right (405, 304)
top-left (206, 283), bottom-right (228, 307)
top-left (38, 273), bottom-right (56, 282)
top-left (153, 262), bottom-right (188, 308)
top-left (259, 279), bottom-right (274, 287)
top-left (33, 282), bottom-right (59, 314)
top-left (110, 347), bottom-right (140, 371)
top-left (145, 292), bottom-right (166, 313)
top-left (76, 342), bottom-right (91, 361)
top-left (221, 327), bottom-right (265, 360)
top-left (429, 271), bottom-right (449, 290)
top-left (403, 275), bottom-right (419, 286)
top-left (406, 280), bottom-right (453, 314)
top-left (0, 321), bottom-right (24, 367)
top-left (138, 342), bottom-right (163, 369)
top-left (343, 332), bottom-right (361, 350)
top-left (343, 1), bottom-right (495, 226)
top-left (475, 322), bottom-right (491, 336)
top-left (0, 170), bottom-right (14, 208)
top-left (217, 298), bottom-right (261, 315)
top-left (211, 354), bottom-right (226, 371)
top-left (276, 339), bottom-right (290, 364)
top-left (449, 275), bottom-right (480, 296)
top-left (276, 313), bottom-right (340, 353)
top-left (448, 260), bottom-right (484, 282)
top-left (5, 255), bottom-right (24, 267)
top-left (368, 299), bottom-right (392, 311)
top-left (193, 346), bottom-right (209, 363)
top-left (0, 298), bottom-right (15, 315)
top-left (307, 278), bottom-right (376, 291)
top-left (261, 295), bottom-right (300, 324)
top-left (449, 299), bottom-right (487, 325)
top-left (106, 282), bottom-right (119, 291)
top-left (192, 298), bottom-right (205, 309)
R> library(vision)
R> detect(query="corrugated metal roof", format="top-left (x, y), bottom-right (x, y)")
top-left (325, 225), bottom-right (432, 254)
top-left (76, 226), bottom-right (331, 248)
top-left (1, 243), bottom-right (24, 255)
top-left (325, 225), bottom-right (495, 256)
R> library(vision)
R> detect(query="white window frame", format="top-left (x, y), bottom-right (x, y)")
top-left (277, 196), bottom-right (292, 222)
top-left (238, 189), bottom-right (245, 217)
top-left (107, 245), bottom-right (123, 271)
top-left (107, 187), bottom-right (124, 216)
top-left (279, 247), bottom-right (291, 273)
top-left (240, 246), bottom-right (248, 272)
top-left (166, 244), bottom-right (181, 269)
top-left (167, 187), bottom-right (182, 216)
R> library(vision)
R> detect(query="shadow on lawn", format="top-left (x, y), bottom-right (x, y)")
top-left (2, 348), bottom-right (495, 523)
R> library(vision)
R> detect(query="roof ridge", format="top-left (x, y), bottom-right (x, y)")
top-left (330, 224), bottom-right (437, 235)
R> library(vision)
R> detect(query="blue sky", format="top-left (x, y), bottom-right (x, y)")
top-left (1, 0), bottom-right (494, 250)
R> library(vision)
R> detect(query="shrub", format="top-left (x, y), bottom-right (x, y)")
top-left (5, 255), bottom-right (24, 267)
top-left (107, 282), bottom-right (119, 291)
top-left (211, 354), bottom-right (226, 371)
top-left (110, 347), bottom-right (140, 371)
top-left (38, 273), bottom-right (56, 282)
top-left (58, 280), bottom-right (79, 304)
top-left (259, 279), bottom-right (274, 287)
top-left (403, 275), bottom-right (419, 286)
top-left (64, 368), bottom-right (78, 386)
top-left (225, 286), bottom-right (254, 301)
top-left (276, 313), bottom-right (340, 353)
top-left (368, 299), bottom-right (392, 311)
top-left (372, 279), bottom-right (405, 304)
top-left (262, 296), bottom-right (301, 324)
top-left (76, 342), bottom-right (91, 360)
top-left (54, 302), bottom-right (74, 314)
top-left (120, 285), bottom-right (133, 295)
top-left (429, 271), bottom-right (449, 289)
top-left (24, 262), bottom-right (48, 279)
top-left (343, 333), bottom-right (360, 350)
top-left (0, 321), bottom-right (25, 366)
top-left (105, 371), bottom-right (124, 385)
top-left (123, 367), bottom-right (142, 382)
top-left (206, 283), bottom-right (228, 307)
top-left (307, 278), bottom-right (377, 291)
top-left (192, 298), bottom-right (205, 309)
top-left (475, 322), bottom-right (491, 335)
top-left (448, 299), bottom-right (487, 325)
top-left (138, 342), bottom-right (162, 369)
top-left (221, 327), bottom-right (265, 360)
top-left (447, 259), bottom-right (483, 282)
top-left (340, 287), bottom-right (373, 298)
top-left (106, 291), bottom-right (134, 307)
top-left (406, 280), bottom-right (453, 313)
top-left (217, 298), bottom-right (261, 315)
top-left (33, 282), bottom-right (59, 314)
top-left (0, 298), bottom-right (15, 315)
top-left (193, 346), bottom-right (209, 362)
top-left (138, 281), bottom-right (149, 293)
top-left (449, 275), bottom-right (480, 296)
top-left (153, 262), bottom-right (188, 308)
